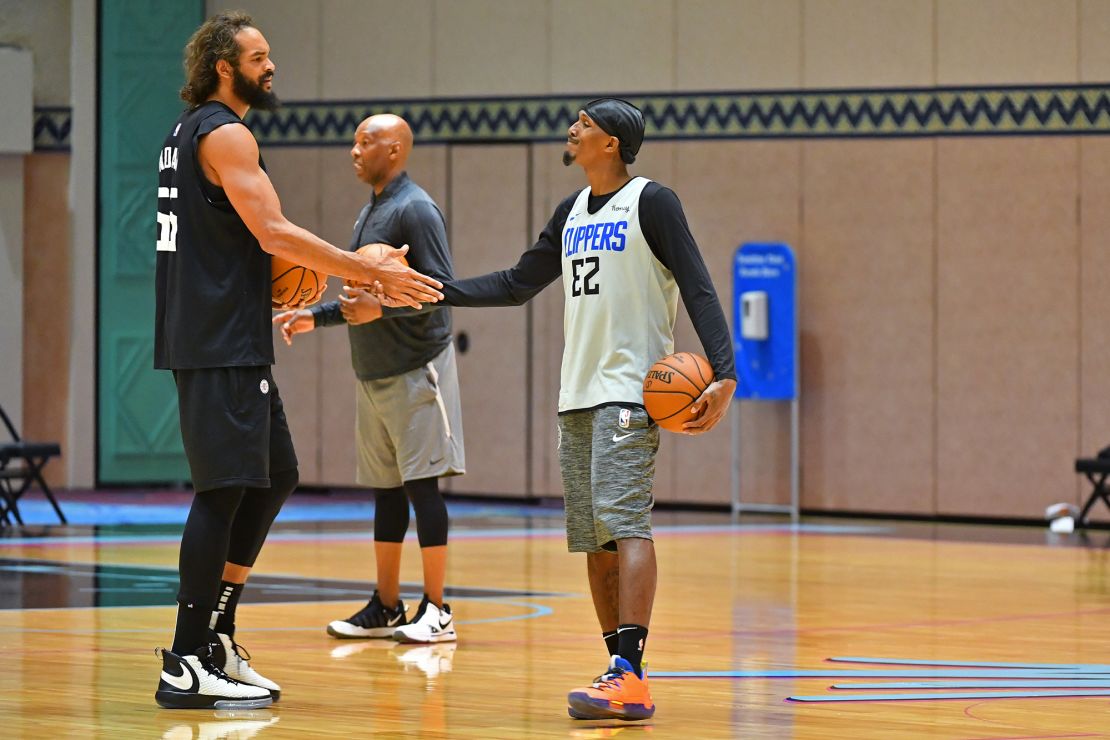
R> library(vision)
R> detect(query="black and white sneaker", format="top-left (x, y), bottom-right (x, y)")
top-left (209, 631), bottom-right (282, 702)
top-left (393, 595), bottom-right (456, 644)
top-left (154, 645), bottom-right (273, 710)
top-left (326, 590), bottom-right (408, 639)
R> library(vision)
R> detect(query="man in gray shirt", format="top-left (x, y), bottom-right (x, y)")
top-left (273, 114), bottom-right (464, 646)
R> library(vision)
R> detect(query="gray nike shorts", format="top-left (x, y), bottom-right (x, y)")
top-left (558, 404), bottom-right (659, 553)
top-left (355, 343), bottom-right (465, 488)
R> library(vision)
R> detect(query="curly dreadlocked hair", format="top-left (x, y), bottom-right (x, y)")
top-left (179, 11), bottom-right (254, 108)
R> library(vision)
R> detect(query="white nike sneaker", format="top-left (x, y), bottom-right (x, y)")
top-left (327, 590), bottom-right (408, 639)
top-left (394, 643), bottom-right (457, 681)
top-left (154, 646), bottom-right (273, 710)
top-left (392, 595), bottom-right (457, 644)
top-left (210, 632), bottom-right (281, 701)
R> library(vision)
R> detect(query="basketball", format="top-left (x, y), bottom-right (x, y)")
top-left (271, 256), bottom-right (326, 307)
top-left (345, 244), bottom-right (408, 290)
top-left (642, 352), bottom-right (714, 432)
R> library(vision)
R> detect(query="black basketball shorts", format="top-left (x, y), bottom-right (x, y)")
top-left (173, 366), bottom-right (298, 493)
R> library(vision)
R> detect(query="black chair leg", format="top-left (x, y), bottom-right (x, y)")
top-left (0, 481), bottom-right (12, 526)
top-left (5, 480), bottom-right (25, 526)
top-left (5, 458), bottom-right (67, 526)
top-left (34, 473), bottom-right (67, 525)
top-left (1078, 473), bottom-right (1110, 527)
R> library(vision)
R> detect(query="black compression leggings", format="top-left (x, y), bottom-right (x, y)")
top-left (173, 469), bottom-right (297, 653)
top-left (372, 476), bottom-right (448, 547)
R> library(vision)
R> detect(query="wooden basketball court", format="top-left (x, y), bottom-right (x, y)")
top-left (0, 508), bottom-right (1106, 738)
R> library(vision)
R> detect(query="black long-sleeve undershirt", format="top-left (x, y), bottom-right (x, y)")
top-left (441, 180), bottom-right (736, 381)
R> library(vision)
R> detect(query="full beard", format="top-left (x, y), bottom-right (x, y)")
top-left (232, 67), bottom-right (280, 111)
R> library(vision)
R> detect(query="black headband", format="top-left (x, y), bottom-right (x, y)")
top-left (583, 97), bottom-right (645, 164)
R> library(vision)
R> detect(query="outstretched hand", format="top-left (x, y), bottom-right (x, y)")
top-left (272, 308), bottom-right (315, 346)
top-left (338, 285), bottom-right (383, 325)
top-left (354, 244), bottom-right (443, 309)
top-left (681, 378), bottom-right (737, 435)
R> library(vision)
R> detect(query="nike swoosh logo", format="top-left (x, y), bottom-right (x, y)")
top-left (161, 664), bottom-right (196, 691)
top-left (386, 613), bottom-right (404, 627)
top-left (429, 457), bottom-right (444, 466)
top-left (439, 617), bottom-right (452, 629)
top-left (612, 432), bottom-right (634, 442)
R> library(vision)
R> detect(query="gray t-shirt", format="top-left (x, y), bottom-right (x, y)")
top-left (311, 172), bottom-right (454, 380)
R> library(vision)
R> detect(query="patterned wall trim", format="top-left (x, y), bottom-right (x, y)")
top-left (36, 84), bottom-right (1110, 151)
top-left (33, 106), bottom-right (72, 151)
top-left (247, 84), bottom-right (1110, 146)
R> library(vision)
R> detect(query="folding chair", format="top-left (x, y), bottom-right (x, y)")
top-left (0, 404), bottom-right (66, 525)
top-left (1074, 444), bottom-right (1110, 528)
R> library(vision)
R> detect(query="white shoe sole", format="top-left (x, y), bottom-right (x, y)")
top-left (327, 621), bottom-right (400, 639)
top-left (392, 628), bottom-right (457, 644)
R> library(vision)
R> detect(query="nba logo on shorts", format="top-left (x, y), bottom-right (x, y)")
top-left (259, 379), bottom-right (270, 394)
top-left (619, 408), bottom-right (631, 429)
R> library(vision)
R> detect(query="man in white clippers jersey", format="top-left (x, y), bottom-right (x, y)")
top-left (439, 98), bottom-right (737, 721)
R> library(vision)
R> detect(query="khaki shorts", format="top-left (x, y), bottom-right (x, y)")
top-left (355, 343), bottom-right (465, 488)
top-left (558, 404), bottom-right (658, 553)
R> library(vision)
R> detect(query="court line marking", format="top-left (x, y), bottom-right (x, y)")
top-left (653, 670), bottom-right (1110, 679)
top-left (829, 656), bottom-right (1110, 670)
top-left (831, 681), bottom-right (1110, 689)
top-left (0, 598), bottom-right (554, 631)
top-left (656, 657), bottom-right (1110, 703)
top-left (0, 522), bottom-right (885, 547)
top-left (787, 689), bottom-right (1110, 702)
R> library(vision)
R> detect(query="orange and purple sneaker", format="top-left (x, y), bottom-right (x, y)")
top-left (567, 656), bottom-right (655, 721)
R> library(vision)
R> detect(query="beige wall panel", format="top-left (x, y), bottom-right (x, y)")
top-left (315, 146), bottom-right (367, 487)
top-left (0, 0), bottom-right (71, 105)
top-left (218, 0), bottom-right (321, 99)
top-left (1081, 0), bottom-right (1110, 82)
top-left (674, 140), bottom-right (802, 506)
top-left (317, 147), bottom-right (369, 247)
top-left (1078, 138), bottom-right (1110, 506)
top-left (937, 0), bottom-right (1077, 85)
top-left (803, 0), bottom-right (933, 88)
top-left (551, 0), bottom-right (675, 93)
top-left (628, 143), bottom-right (680, 502)
top-left (265, 149), bottom-right (324, 482)
top-left (449, 145), bottom-right (529, 496)
top-left (321, 0), bottom-right (433, 99)
top-left (433, 0), bottom-right (549, 96)
top-left (801, 139), bottom-right (935, 514)
top-left (677, 0), bottom-right (802, 90)
top-left (22, 153), bottom-right (70, 487)
top-left (66, 0), bottom-right (95, 486)
top-left (406, 145), bottom-right (449, 215)
top-left (937, 138), bottom-right (1078, 517)
top-left (0, 157), bottom-right (22, 437)
top-left (316, 327), bottom-right (357, 486)
top-left (530, 143), bottom-right (579, 499)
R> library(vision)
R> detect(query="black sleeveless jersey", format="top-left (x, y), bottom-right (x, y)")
top-left (154, 101), bottom-right (273, 369)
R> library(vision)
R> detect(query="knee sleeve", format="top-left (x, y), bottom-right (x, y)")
top-left (177, 486), bottom-right (245, 607)
top-left (226, 467), bottom-right (298, 567)
top-left (373, 486), bottom-right (409, 543)
top-left (405, 477), bottom-right (448, 548)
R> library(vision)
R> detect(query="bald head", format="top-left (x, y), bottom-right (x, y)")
top-left (350, 113), bottom-right (413, 191)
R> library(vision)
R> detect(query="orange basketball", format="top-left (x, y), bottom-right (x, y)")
top-left (271, 257), bottom-right (326, 307)
top-left (642, 352), bottom-right (714, 432)
top-left (345, 244), bottom-right (407, 290)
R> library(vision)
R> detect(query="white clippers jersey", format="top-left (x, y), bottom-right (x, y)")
top-left (559, 177), bottom-right (679, 412)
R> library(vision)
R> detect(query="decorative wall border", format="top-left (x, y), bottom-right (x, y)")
top-left (34, 83), bottom-right (1110, 151)
top-left (33, 106), bottom-right (72, 151)
top-left (247, 84), bottom-right (1110, 146)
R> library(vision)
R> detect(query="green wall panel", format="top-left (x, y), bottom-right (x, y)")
top-left (98, 0), bottom-right (203, 483)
